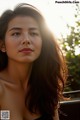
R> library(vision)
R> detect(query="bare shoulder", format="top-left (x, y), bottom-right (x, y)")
top-left (0, 79), bottom-right (5, 109)
top-left (53, 108), bottom-right (59, 120)
top-left (0, 79), bottom-right (5, 98)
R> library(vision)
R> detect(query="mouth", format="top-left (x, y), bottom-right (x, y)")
top-left (19, 48), bottom-right (34, 53)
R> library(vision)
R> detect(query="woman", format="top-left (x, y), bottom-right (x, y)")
top-left (0, 3), bottom-right (67, 120)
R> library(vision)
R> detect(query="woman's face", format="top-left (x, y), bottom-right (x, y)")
top-left (4, 16), bottom-right (42, 63)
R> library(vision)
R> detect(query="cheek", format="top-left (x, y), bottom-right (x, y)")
top-left (5, 37), bottom-right (18, 48)
top-left (35, 39), bottom-right (42, 59)
top-left (5, 41), bottom-right (13, 51)
top-left (5, 38), bottom-right (18, 54)
top-left (36, 38), bottom-right (42, 51)
top-left (5, 41), bottom-right (19, 58)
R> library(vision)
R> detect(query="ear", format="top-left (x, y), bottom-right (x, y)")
top-left (0, 41), bottom-right (6, 52)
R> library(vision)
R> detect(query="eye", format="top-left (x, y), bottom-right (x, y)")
top-left (30, 32), bottom-right (39, 36)
top-left (11, 32), bottom-right (21, 36)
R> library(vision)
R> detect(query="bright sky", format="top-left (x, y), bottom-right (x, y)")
top-left (0, 0), bottom-right (79, 38)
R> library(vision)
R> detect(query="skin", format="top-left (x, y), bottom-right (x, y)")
top-left (0, 16), bottom-right (59, 120)
top-left (0, 16), bottom-right (42, 120)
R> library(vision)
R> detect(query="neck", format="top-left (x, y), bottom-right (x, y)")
top-left (6, 59), bottom-right (32, 89)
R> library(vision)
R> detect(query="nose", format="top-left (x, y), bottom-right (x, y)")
top-left (21, 33), bottom-right (31, 45)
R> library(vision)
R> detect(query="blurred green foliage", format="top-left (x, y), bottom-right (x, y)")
top-left (61, 4), bottom-right (80, 91)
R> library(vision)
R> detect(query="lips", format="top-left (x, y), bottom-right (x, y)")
top-left (19, 48), bottom-right (33, 53)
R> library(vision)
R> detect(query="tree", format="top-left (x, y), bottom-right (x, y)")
top-left (61, 4), bottom-right (80, 91)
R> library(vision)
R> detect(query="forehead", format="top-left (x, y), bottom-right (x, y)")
top-left (7, 16), bottom-right (39, 30)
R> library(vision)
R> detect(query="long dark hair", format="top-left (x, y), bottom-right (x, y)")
top-left (0, 3), bottom-right (67, 116)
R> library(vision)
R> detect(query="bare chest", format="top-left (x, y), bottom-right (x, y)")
top-left (1, 83), bottom-right (40, 120)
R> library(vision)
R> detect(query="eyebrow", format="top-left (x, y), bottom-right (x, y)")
top-left (8, 27), bottom-right (21, 32)
top-left (8, 27), bottom-right (39, 32)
